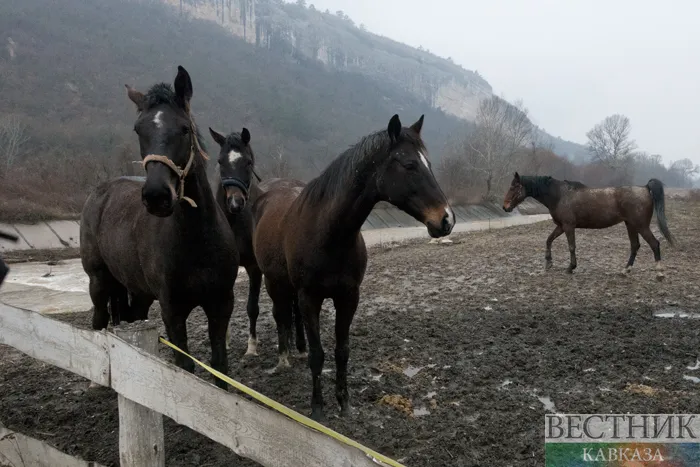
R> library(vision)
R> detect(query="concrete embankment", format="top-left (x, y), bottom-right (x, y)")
top-left (0, 199), bottom-right (547, 253)
top-left (0, 201), bottom-right (551, 315)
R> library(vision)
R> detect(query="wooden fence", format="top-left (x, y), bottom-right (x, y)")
top-left (0, 302), bottom-right (393, 467)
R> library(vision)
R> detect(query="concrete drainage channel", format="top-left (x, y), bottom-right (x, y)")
top-left (0, 200), bottom-right (551, 314)
top-left (0, 200), bottom-right (549, 253)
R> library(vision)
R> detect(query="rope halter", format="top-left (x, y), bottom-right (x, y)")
top-left (141, 114), bottom-right (208, 208)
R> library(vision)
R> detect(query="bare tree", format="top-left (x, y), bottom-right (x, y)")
top-left (670, 158), bottom-right (699, 186)
top-left (0, 115), bottom-right (30, 177)
top-left (463, 96), bottom-right (532, 200)
top-left (586, 114), bottom-right (637, 170)
top-left (265, 144), bottom-right (292, 178)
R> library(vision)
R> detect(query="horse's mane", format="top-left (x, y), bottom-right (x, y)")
top-left (141, 83), bottom-right (208, 157)
top-left (563, 179), bottom-right (587, 189)
top-left (300, 127), bottom-right (425, 205)
top-left (521, 175), bottom-right (587, 195)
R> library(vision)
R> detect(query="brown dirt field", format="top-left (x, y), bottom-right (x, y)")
top-left (1, 200), bottom-right (699, 466)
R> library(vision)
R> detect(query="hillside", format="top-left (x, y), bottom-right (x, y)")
top-left (161, 0), bottom-right (588, 159)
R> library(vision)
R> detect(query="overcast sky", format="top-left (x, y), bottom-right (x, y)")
top-left (303, 0), bottom-right (699, 165)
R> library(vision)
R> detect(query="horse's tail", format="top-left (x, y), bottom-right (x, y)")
top-left (646, 178), bottom-right (675, 246)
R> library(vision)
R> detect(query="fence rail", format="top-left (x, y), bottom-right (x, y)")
top-left (0, 303), bottom-right (391, 467)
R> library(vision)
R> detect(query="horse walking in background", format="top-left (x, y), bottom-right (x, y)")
top-left (209, 127), bottom-right (306, 357)
top-left (80, 66), bottom-right (238, 389)
top-left (503, 173), bottom-right (675, 276)
top-left (253, 114), bottom-right (454, 420)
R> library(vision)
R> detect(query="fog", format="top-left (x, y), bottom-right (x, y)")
top-left (306, 0), bottom-right (700, 164)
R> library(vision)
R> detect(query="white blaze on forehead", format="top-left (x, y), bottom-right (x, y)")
top-left (153, 111), bottom-right (163, 128)
top-left (418, 151), bottom-right (430, 169)
top-left (228, 150), bottom-right (242, 165)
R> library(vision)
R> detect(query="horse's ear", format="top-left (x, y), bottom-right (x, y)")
top-left (387, 114), bottom-right (401, 143)
top-left (125, 85), bottom-right (145, 111)
top-left (514, 172), bottom-right (520, 183)
top-left (209, 127), bottom-right (226, 147)
top-left (241, 127), bottom-right (251, 145)
top-left (410, 114), bottom-right (424, 135)
top-left (174, 65), bottom-right (193, 110)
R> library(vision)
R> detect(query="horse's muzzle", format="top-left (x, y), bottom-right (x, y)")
top-left (224, 187), bottom-right (247, 213)
top-left (425, 206), bottom-right (455, 238)
top-left (142, 184), bottom-right (176, 217)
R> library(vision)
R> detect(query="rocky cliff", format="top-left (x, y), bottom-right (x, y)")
top-left (160, 0), bottom-right (492, 121)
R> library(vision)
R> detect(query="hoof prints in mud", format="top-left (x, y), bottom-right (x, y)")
top-left (1, 199), bottom-right (700, 466)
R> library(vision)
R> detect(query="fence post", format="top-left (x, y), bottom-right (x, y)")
top-left (113, 321), bottom-right (165, 467)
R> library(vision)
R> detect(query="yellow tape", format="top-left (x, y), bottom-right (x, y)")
top-left (158, 336), bottom-right (405, 467)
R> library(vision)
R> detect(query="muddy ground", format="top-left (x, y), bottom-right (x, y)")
top-left (1, 200), bottom-right (700, 466)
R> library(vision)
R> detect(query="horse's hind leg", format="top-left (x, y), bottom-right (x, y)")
top-left (298, 288), bottom-right (325, 421)
top-left (130, 293), bottom-right (154, 321)
top-left (564, 227), bottom-right (577, 273)
top-left (545, 224), bottom-right (563, 270)
top-left (109, 285), bottom-right (130, 326)
top-left (640, 226), bottom-right (664, 278)
top-left (292, 295), bottom-right (307, 357)
top-left (88, 268), bottom-right (116, 330)
top-left (266, 278), bottom-right (294, 371)
top-left (623, 222), bottom-right (641, 274)
top-left (243, 264), bottom-right (263, 357)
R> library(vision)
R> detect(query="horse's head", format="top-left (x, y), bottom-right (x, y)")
top-left (126, 65), bottom-right (203, 217)
top-left (376, 114), bottom-right (454, 238)
top-left (503, 172), bottom-right (527, 212)
top-left (210, 127), bottom-right (256, 213)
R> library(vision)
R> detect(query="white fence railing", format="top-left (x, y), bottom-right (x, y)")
top-left (0, 303), bottom-right (393, 467)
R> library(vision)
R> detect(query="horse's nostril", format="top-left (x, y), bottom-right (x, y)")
top-left (441, 213), bottom-right (451, 231)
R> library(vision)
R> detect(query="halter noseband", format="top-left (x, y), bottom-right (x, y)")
top-left (221, 177), bottom-right (250, 197)
top-left (141, 114), bottom-right (208, 208)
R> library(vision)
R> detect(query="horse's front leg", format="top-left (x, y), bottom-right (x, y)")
top-left (564, 227), bottom-right (577, 273)
top-left (244, 264), bottom-right (263, 356)
top-left (545, 225), bottom-right (563, 270)
top-left (160, 300), bottom-right (195, 374)
top-left (332, 288), bottom-right (359, 417)
top-left (203, 291), bottom-right (234, 391)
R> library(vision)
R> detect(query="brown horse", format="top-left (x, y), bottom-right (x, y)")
top-left (80, 66), bottom-right (238, 389)
top-left (208, 128), bottom-right (306, 356)
top-left (253, 114), bottom-right (454, 420)
top-left (503, 173), bottom-right (675, 275)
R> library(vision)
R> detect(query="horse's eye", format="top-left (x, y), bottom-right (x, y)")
top-left (402, 161), bottom-right (418, 171)
top-left (181, 126), bottom-right (190, 135)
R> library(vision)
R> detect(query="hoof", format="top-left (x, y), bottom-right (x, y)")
top-left (296, 351), bottom-right (308, 359)
top-left (566, 268), bottom-right (574, 274)
top-left (621, 267), bottom-right (632, 275)
top-left (244, 336), bottom-right (259, 357)
top-left (339, 403), bottom-right (351, 417)
top-left (545, 261), bottom-right (553, 270)
top-left (656, 272), bottom-right (665, 282)
top-left (266, 354), bottom-right (291, 374)
top-left (311, 406), bottom-right (325, 422)
top-left (87, 381), bottom-right (104, 390)
top-left (225, 328), bottom-right (231, 351)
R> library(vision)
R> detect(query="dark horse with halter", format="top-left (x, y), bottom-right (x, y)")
top-left (253, 114), bottom-right (454, 420)
top-left (208, 127), bottom-right (306, 356)
top-left (503, 173), bottom-right (675, 276)
top-left (80, 66), bottom-right (238, 389)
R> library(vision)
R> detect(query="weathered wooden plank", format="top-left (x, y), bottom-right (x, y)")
top-left (0, 423), bottom-right (106, 467)
top-left (113, 322), bottom-right (165, 467)
top-left (108, 335), bottom-right (381, 467)
top-left (0, 303), bottom-right (109, 386)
